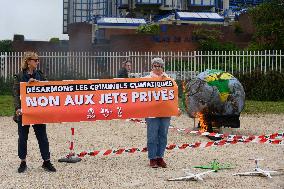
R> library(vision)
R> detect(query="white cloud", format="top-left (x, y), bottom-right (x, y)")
top-left (0, 0), bottom-right (69, 41)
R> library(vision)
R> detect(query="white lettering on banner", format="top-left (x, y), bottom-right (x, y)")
top-left (131, 89), bottom-right (175, 103)
top-left (85, 94), bottom-right (95, 105)
top-left (65, 95), bottom-right (75, 106)
top-left (26, 85), bottom-right (74, 94)
top-left (112, 93), bottom-right (119, 103)
top-left (75, 95), bottom-right (84, 105)
top-left (24, 90), bottom-right (175, 107)
top-left (139, 92), bottom-right (147, 102)
top-left (26, 96), bottom-right (60, 107)
top-left (120, 93), bottom-right (128, 103)
top-left (38, 96), bottom-right (49, 107)
top-left (75, 84), bottom-right (88, 91)
top-left (64, 94), bottom-right (95, 106)
top-left (26, 97), bottom-right (37, 107)
top-left (48, 96), bottom-right (60, 106)
top-left (152, 91), bottom-right (161, 101)
top-left (99, 93), bottom-right (128, 104)
top-left (168, 90), bottom-right (174, 100)
top-left (132, 92), bottom-right (139, 102)
top-left (161, 90), bottom-right (168, 101)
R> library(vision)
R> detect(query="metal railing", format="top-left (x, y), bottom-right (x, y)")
top-left (0, 50), bottom-right (283, 81)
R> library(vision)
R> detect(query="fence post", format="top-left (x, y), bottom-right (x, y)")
top-left (280, 50), bottom-right (282, 73)
top-left (193, 51), bottom-right (196, 76)
top-left (249, 51), bottom-right (252, 75)
top-left (0, 52), bottom-right (3, 79)
top-left (264, 50), bottom-right (267, 74)
top-left (0, 52), bottom-right (8, 81)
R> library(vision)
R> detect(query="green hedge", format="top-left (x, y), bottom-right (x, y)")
top-left (0, 77), bottom-right (13, 95)
top-left (238, 71), bottom-right (284, 101)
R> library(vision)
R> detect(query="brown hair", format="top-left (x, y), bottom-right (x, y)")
top-left (21, 52), bottom-right (39, 70)
top-left (121, 59), bottom-right (131, 67)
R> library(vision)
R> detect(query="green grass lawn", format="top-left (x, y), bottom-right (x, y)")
top-left (0, 95), bottom-right (14, 116)
top-left (1, 95), bottom-right (284, 116)
top-left (243, 100), bottom-right (284, 114)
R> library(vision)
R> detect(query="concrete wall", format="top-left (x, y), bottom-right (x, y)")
top-left (12, 39), bottom-right (68, 52)
top-left (103, 24), bottom-right (252, 51)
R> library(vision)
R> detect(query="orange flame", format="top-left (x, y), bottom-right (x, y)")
top-left (197, 112), bottom-right (208, 132)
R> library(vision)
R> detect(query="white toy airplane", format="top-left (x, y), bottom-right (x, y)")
top-left (233, 158), bottom-right (277, 178)
top-left (167, 169), bottom-right (215, 181)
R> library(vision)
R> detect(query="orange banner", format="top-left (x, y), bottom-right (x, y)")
top-left (20, 78), bottom-right (179, 125)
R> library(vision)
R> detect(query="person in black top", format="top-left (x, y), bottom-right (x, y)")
top-left (117, 60), bottom-right (131, 78)
top-left (13, 52), bottom-right (56, 173)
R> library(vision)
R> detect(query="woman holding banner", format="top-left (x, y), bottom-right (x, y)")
top-left (144, 57), bottom-right (171, 168)
top-left (13, 52), bottom-right (56, 173)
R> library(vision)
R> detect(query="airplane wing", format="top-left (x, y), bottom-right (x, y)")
top-left (219, 164), bottom-right (233, 169)
top-left (264, 171), bottom-right (277, 173)
top-left (194, 166), bottom-right (212, 169)
top-left (257, 168), bottom-right (278, 173)
top-left (196, 170), bottom-right (215, 176)
top-left (233, 172), bottom-right (259, 176)
top-left (167, 175), bottom-right (195, 181)
top-left (249, 158), bottom-right (264, 161)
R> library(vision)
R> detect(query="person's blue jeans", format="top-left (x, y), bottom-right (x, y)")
top-left (145, 117), bottom-right (171, 160)
top-left (18, 122), bottom-right (50, 161)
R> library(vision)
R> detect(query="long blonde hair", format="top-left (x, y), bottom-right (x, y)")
top-left (21, 52), bottom-right (39, 70)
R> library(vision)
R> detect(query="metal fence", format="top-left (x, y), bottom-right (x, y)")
top-left (0, 50), bottom-right (283, 81)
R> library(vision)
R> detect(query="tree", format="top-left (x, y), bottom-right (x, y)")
top-left (136, 24), bottom-right (160, 35)
top-left (249, 0), bottom-right (284, 50)
top-left (49, 38), bottom-right (60, 43)
top-left (192, 28), bottom-right (221, 42)
top-left (192, 28), bottom-right (239, 51)
top-left (0, 40), bottom-right (13, 52)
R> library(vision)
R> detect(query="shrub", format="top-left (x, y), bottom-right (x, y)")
top-left (233, 22), bottom-right (243, 35)
top-left (49, 38), bottom-right (60, 43)
top-left (238, 71), bottom-right (284, 101)
top-left (0, 40), bottom-right (13, 52)
top-left (192, 28), bottom-right (239, 51)
top-left (192, 28), bottom-right (221, 41)
top-left (198, 39), bottom-right (240, 51)
top-left (136, 24), bottom-right (160, 35)
top-left (0, 77), bottom-right (13, 95)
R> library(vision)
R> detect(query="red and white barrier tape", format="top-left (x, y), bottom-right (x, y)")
top-left (174, 129), bottom-right (284, 140)
top-left (126, 118), bottom-right (146, 124)
top-left (64, 120), bottom-right (283, 158)
top-left (75, 136), bottom-right (283, 158)
top-left (127, 118), bottom-right (284, 140)
top-left (69, 127), bottom-right (75, 151)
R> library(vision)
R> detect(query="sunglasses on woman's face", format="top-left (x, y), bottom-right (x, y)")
top-left (30, 58), bottom-right (39, 62)
top-left (153, 65), bottom-right (163, 69)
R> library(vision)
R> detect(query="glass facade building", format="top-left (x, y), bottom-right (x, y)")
top-left (63, 0), bottom-right (263, 33)
top-left (64, 0), bottom-right (120, 33)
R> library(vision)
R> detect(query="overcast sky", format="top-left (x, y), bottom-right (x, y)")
top-left (0, 0), bottom-right (69, 41)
